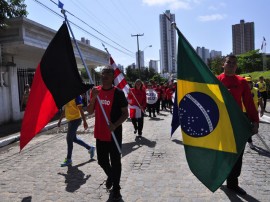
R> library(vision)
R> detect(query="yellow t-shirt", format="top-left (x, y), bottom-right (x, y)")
top-left (256, 81), bottom-right (266, 92)
top-left (243, 87), bottom-right (260, 112)
top-left (65, 96), bottom-right (83, 121)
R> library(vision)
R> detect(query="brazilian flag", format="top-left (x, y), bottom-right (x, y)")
top-left (174, 28), bottom-right (252, 192)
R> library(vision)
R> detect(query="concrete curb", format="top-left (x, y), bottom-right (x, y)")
top-left (0, 119), bottom-right (67, 148)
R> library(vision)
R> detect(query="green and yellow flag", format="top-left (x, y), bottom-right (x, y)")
top-left (174, 28), bottom-right (252, 192)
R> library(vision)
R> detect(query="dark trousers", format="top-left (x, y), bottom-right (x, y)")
top-left (161, 99), bottom-right (167, 110)
top-left (156, 99), bottom-right (161, 113)
top-left (147, 103), bottom-right (156, 117)
top-left (261, 91), bottom-right (267, 109)
top-left (96, 135), bottom-right (122, 191)
top-left (131, 113), bottom-right (144, 135)
top-left (227, 151), bottom-right (244, 187)
top-left (66, 118), bottom-right (91, 159)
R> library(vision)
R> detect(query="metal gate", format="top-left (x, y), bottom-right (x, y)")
top-left (17, 68), bottom-right (35, 111)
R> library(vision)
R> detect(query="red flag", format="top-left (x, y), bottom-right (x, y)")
top-left (20, 23), bottom-right (91, 150)
top-left (110, 57), bottom-right (130, 96)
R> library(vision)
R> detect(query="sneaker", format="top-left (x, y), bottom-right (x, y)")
top-left (88, 146), bottom-right (95, 159)
top-left (134, 129), bottom-right (137, 134)
top-left (249, 142), bottom-right (255, 149)
top-left (112, 189), bottom-right (122, 201)
top-left (106, 177), bottom-right (113, 190)
top-left (61, 158), bottom-right (72, 167)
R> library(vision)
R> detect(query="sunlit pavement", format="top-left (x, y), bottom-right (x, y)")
top-left (0, 109), bottom-right (270, 202)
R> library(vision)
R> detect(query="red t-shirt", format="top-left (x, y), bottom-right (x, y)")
top-left (217, 73), bottom-right (259, 123)
top-left (127, 88), bottom-right (146, 109)
top-left (166, 88), bottom-right (173, 100)
top-left (91, 86), bottom-right (115, 141)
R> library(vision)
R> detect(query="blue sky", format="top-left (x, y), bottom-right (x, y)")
top-left (25, 0), bottom-right (269, 70)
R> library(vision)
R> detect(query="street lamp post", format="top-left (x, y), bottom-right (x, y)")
top-left (143, 45), bottom-right (152, 68)
top-left (131, 34), bottom-right (144, 79)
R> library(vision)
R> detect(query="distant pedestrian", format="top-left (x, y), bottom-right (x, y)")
top-left (154, 84), bottom-right (162, 114)
top-left (146, 83), bottom-right (157, 117)
top-left (21, 84), bottom-right (31, 111)
top-left (87, 67), bottom-right (128, 201)
top-left (217, 55), bottom-right (259, 195)
top-left (128, 79), bottom-right (146, 138)
top-left (58, 95), bottom-right (95, 167)
top-left (256, 76), bottom-right (268, 111)
top-left (244, 77), bottom-right (264, 149)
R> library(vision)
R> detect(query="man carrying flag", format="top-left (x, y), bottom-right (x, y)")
top-left (217, 55), bottom-right (259, 195)
top-left (172, 23), bottom-right (259, 193)
top-left (87, 67), bottom-right (128, 201)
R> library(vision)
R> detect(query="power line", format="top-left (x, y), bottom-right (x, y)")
top-left (31, 0), bottom-right (134, 57)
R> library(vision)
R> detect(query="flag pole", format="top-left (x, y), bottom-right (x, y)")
top-left (61, 9), bottom-right (122, 154)
top-left (102, 44), bottom-right (146, 114)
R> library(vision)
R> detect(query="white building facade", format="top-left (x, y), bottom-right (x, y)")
top-left (0, 17), bottom-right (108, 125)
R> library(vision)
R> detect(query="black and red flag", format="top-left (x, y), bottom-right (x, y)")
top-left (20, 22), bottom-right (91, 150)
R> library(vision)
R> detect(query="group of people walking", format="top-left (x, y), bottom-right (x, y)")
top-left (54, 55), bottom-right (267, 200)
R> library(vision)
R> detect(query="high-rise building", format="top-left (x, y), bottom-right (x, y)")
top-left (196, 47), bottom-right (210, 64)
top-left (149, 60), bottom-right (159, 72)
top-left (136, 50), bottom-right (145, 68)
top-left (196, 47), bottom-right (222, 64)
top-left (232, 20), bottom-right (255, 55)
top-left (210, 50), bottom-right (222, 58)
top-left (159, 10), bottom-right (177, 74)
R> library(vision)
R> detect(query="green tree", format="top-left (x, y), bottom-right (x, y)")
top-left (0, 0), bottom-right (27, 28)
top-left (152, 73), bottom-right (167, 84)
top-left (208, 56), bottom-right (224, 75)
top-left (125, 66), bottom-right (139, 82)
top-left (237, 50), bottom-right (262, 73)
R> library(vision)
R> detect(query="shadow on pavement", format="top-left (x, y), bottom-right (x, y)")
top-left (121, 136), bottom-right (156, 158)
top-left (155, 112), bottom-right (168, 116)
top-left (171, 139), bottom-right (183, 145)
top-left (220, 185), bottom-right (260, 202)
top-left (148, 117), bottom-right (164, 121)
top-left (21, 196), bottom-right (32, 202)
top-left (252, 146), bottom-right (270, 158)
top-left (58, 160), bottom-right (92, 192)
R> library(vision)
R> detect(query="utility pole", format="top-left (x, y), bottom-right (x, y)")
top-left (131, 33), bottom-right (144, 78)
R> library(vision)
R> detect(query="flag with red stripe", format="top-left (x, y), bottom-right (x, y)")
top-left (110, 57), bottom-right (130, 96)
top-left (20, 23), bottom-right (91, 151)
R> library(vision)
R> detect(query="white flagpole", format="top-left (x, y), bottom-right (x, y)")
top-left (61, 9), bottom-right (122, 154)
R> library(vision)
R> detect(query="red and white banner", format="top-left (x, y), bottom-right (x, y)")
top-left (110, 57), bottom-right (130, 96)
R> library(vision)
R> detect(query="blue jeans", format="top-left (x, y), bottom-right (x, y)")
top-left (66, 118), bottom-right (91, 159)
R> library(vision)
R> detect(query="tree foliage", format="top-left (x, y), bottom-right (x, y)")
top-left (0, 0), bottom-right (27, 28)
top-left (236, 50), bottom-right (263, 73)
top-left (208, 56), bottom-right (224, 76)
top-left (125, 66), bottom-right (164, 83)
top-left (208, 50), bottom-right (270, 75)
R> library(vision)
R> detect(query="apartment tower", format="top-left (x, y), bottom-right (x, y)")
top-left (232, 20), bottom-right (255, 55)
top-left (159, 10), bottom-right (177, 74)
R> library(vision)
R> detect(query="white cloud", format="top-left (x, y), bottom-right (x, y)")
top-left (208, 2), bottom-right (226, 11)
top-left (142, 0), bottom-right (197, 10)
top-left (198, 14), bottom-right (226, 22)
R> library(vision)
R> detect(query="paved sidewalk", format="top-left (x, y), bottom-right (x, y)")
top-left (0, 110), bottom-right (270, 202)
